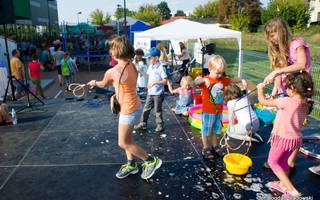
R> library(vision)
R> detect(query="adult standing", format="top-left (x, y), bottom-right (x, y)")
top-left (178, 42), bottom-right (191, 75)
top-left (87, 36), bottom-right (162, 180)
top-left (10, 49), bottom-right (25, 98)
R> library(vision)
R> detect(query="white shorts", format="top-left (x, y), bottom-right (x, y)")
top-left (119, 106), bottom-right (142, 125)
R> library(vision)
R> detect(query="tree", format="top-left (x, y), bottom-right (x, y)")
top-left (261, 0), bottom-right (310, 31)
top-left (90, 9), bottom-right (111, 25)
top-left (114, 6), bottom-right (135, 19)
top-left (134, 5), bottom-right (161, 26)
top-left (175, 10), bottom-right (186, 17)
top-left (190, 1), bottom-right (218, 19)
top-left (242, 0), bottom-right (261, 32)
top-left (157, 1), bottom-right (171, 20)
top-left (217, 0), bottom-right (238, 23)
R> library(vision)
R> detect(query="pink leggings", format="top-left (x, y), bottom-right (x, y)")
top-left (268, 146), bottom-right (294, 173)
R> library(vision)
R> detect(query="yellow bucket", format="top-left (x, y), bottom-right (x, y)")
top-left (223, 153), bottom-right (252, 175)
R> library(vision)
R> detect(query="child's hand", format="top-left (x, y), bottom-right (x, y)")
top-left (204, 78), bottom-right (210, 88)
top-left (241, 79), bottom-right (248, 90)
top-left (148, 82), bottom-right (155, 89)
top-left (264, 70), bottom-right (279, 84)
top-left (257, 83), bottom-right (265, 90)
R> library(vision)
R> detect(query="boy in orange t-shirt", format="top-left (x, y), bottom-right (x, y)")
top-left (195, 55), bottom-right (231, 159)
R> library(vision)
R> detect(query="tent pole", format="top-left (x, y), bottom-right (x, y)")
top-left (238, 37), bottom-right (242, 78)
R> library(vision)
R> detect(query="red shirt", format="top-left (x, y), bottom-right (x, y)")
top-left (28, 60), bottom-right (41, 79)
top-left (200, 76), bottom-right (231, 114)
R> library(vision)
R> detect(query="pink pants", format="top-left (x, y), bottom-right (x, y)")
top-left (268, 145), bottom-right (294, 173)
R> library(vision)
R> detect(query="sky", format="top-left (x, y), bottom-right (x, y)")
top-left (57, 0), bottom-right (270, 24)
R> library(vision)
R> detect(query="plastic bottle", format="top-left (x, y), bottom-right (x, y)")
top-left (11, 108), bottom-right (17, 125)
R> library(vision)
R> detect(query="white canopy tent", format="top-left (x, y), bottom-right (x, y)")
top-left (134, 19), bottom-right (243, 77)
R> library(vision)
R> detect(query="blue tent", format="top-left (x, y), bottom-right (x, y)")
top-left (129, 21), bottom-right (151, 45)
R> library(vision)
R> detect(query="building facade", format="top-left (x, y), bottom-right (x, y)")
top-left (309, 0), bottom-right (320, 24)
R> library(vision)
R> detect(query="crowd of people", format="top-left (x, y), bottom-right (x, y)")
top-left (1, 17), bottom-right (318, 198)
top-left (86, 17), bottom-right (317, 199)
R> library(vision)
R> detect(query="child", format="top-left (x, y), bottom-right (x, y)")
top-left (194, 55), bottom-right (231, 158)
top-left (135, 47), bottom-right (168, 133)
top-left (263, 17), bottom-right (312, 169)
top-left (52, 44), bottom-right (65, 86)
top-left (224, 83), bottom-right (260, 142)
top-left (133, 49), bottom-right (148, 94)
top-left (0, 104), bottom-right (12, 125)
top-left (168, 76), bottom-right (194, 116)
top-left (264, 17), bottom-right (311, 97)
top-left (257, 71), bottom-right (314, 199)
top-left (60, 52), bottom-right (73, 90)
top-left (28, 54), bottom-right (46, 99)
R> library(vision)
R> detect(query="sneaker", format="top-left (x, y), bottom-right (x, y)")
top-left (202, 148), bottom-right (214, 160)
top-left (134, 122), bottom-right (147, 130)
top-left (155, 125), bottom-right (164, 132)
top-left (212, 146), bottom-right (224, 157)
top-left (115, 163), bottom-right (139, 179)
top-left (141, 156), bottom-right (162, 179)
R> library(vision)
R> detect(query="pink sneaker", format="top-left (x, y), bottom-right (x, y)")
top-left (266, 181), bottom-right (286, 193)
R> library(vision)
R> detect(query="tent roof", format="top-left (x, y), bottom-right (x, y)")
top-left (135, 19), bottom-right (241, 41)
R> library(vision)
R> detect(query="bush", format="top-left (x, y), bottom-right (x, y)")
top-left (230, 14), bottom-right (250, 32)
top-left (261, 0), bottom-right (310, 32)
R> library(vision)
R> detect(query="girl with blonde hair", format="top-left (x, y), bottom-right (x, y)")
top-left (264, 18), bottom-right (311, 96)
top-left (168, 76), bottom-right (194, 116)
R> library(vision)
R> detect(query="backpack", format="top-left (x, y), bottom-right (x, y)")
top-left (61, 60), bottom-right (71, 76)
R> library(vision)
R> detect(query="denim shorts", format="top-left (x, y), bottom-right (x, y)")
top-left (119, 105), bottom-right (142, 125)
top-left (201, 112), bottom-right (222, 136)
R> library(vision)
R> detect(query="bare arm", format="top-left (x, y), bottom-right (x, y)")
top-left (257, 83), bottom-right (277, 107)
top-left (194, 77), bottom-right (210, 88)
top-left (87, 70), bottom-right (112, 88)
top-left (264, 46), bottom-right (307, 84)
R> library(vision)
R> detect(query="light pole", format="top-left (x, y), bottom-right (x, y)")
top-left (77, 11), bottom-right (82, 25)
top-left (123, 0), bottom-right (127, 35)
top-left (116, 4), bottom-right (121, 35)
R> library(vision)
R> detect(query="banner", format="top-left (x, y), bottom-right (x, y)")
top-left (134, 37), bottom-right (151, 55)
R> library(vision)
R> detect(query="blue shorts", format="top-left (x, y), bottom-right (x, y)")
top-left (201, 112), bottom-right (222, 136)
top-left (119, 105), bottom-right (142, 125)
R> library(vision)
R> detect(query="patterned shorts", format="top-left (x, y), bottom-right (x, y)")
top-left (201, 112), bottom-right (222, 136)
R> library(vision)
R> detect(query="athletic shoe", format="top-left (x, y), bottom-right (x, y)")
top-left (115, 163), bottom-right (139, 179)
top-left (141, 156), bottom-right (162, 179)
top-left (134, 122), bottom-right (147, 130)
top-left (202, 148), bottom-right (214, 160)
top-left (155, 125), bottom-right (164, 132)
top-left (212, 146), bottom-right (224, 157)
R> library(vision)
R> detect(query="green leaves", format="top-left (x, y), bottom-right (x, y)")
top-left (261, 0), bottom-right (310, 32)
top-left (89, 9), bottom-right (111, 25)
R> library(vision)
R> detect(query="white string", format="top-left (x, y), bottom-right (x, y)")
top-left (68, 83), bottom-right (87, 98)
